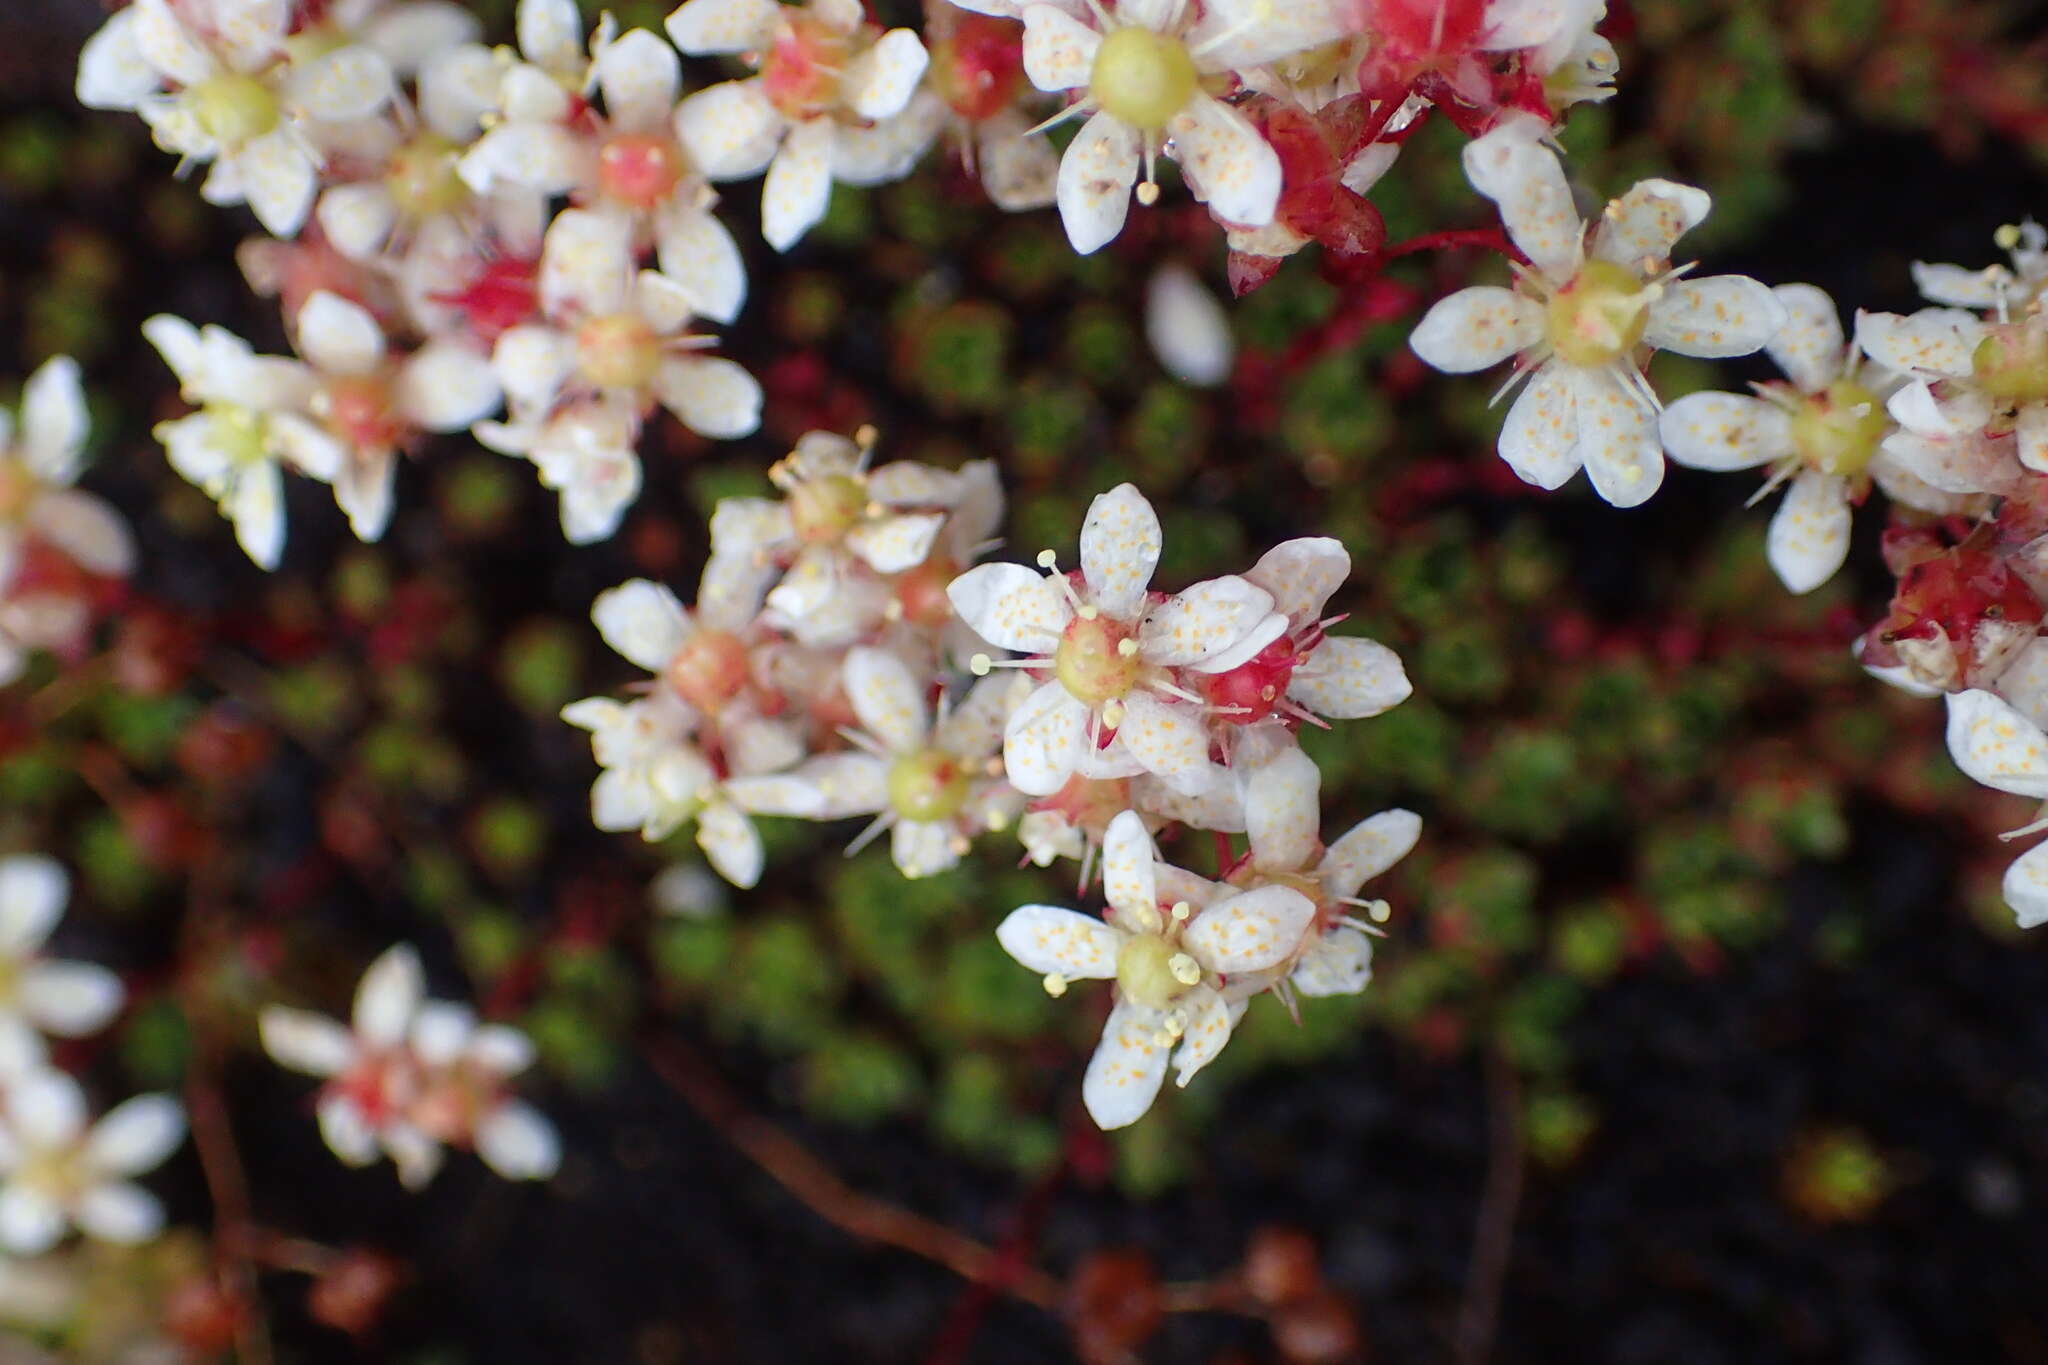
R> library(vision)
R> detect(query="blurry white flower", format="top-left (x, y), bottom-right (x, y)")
top-left (1145, 264), bottom-right (1234, 387)
top-left (0, 858), bottom-right (124, 1075)
top-left (407, 1003), bottom-right (559, 1183)
top-left (0, 357), bottom-right (132, 591)
top-left (0, 1070), bottom-right (182, 1254)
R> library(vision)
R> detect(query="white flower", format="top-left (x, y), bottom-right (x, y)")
top-left (1856, 301), bottom-right (2048, 473)
top-left (0, 357), bottom-right (132, 600)
top-left (949, 484), bottom-right (1288, 797)
top-left (1014, 0), bottom-right (1319, 252)
top-left (788, 646), bottom-right (1028, 877)
top-left (1145, 264), bottom-right (1234, 387)
top-left (290, 291), bottom-right (501, 541)
top-left (0, 1070), bottom-right (182, 1254)
top-left (407, 1003), bottom-right (559, 1183)
top-left (77, 0), bottom-right (398, 236)
top-left (993, 810), bottom-right (1315, 1128)
top-left (1909, 219), bottom-right (2048, 313)
top-left (0, 857), bottom-right (124, 1075)
top-left (1410, 116), bottom-right (1787, 507)
top-left (259, 944), bottom-right (437, 1185)
top-left (1660, 284), bottom-right (1953, 593)
top-left (1234, 536), bottom-right (1412, 726)
top-left (669, 0), bottom-right (937, 251)
top-left (477, 396), bottom-right (645, 545)
top-left (143, 315), bottom-right (341, 569)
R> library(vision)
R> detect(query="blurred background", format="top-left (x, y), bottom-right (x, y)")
top-left (7, 0), bottom-right (2048, 1360)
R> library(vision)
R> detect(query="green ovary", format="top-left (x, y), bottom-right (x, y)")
top-left (1088, 27), bottom-right (1197, 132)
top-left (1790, 379), bottom-right (1887, 477)
top-left (1972, 325), bottom-right (2048, 404)
top-left (1544, 260), bottom-right (1652, 369)
top-left (188, 73), bottom-right (280, 146)
top-left (887, 750), bottom-right (969, 824)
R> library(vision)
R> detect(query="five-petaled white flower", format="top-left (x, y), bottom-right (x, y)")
top-left (1857, 301), bottom-right (2048, 474)
top-left (948, 483), bottom-right (1287, 798)
top-left (0, 856), bottom-right (125, 1075)
top-left (1410, 115), bottom-right (1787, 507)
top-left (994, 810), bottom-right (1315, 1128)
top-left (0, 1069), bottom-right (183, 1255)
top-left (669, 0), bottom-right (936, 251)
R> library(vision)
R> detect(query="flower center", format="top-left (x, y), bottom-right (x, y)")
top-left (789, 474), bottom-right (867, 543)
top-left (1088, 26), bottom-right (1198, 132)
top-left (1197, 635), bottom-right (1298, 725)
top-left (929, 16), bottom-right (1026, 121)
top-left (887, 749), bottom-right (970, 823)
top-left (0, 462), bottom-right (40, 522)
top-left (208, 403), bottom-right (273, 468)
top-left (665, 628), bottom-right (751, 712)
top-left (894, 554), bottom-right (958, 629)
top-left (597, 133), bottom-right (688, 210)
top-left (1971, 323), bottom-right (2048, 404)
top-left (762, 16), bottom-right (853, 121)
top-left (322, 374), bottom-right (402, 451)
top-left (188, 73), bottom-right (280, 146)
top-left (1054, 611), bottom-right (1141, 707)
top-left (575, 313), bottom-right (662, 391)
top-left (1788, 379), bottom-right (1886, 477)
top-left (16, 1146), bottom-right (88, 1205)
top-left (1115, 932), bottom-right (1197, 1009)
top-left (1543, 260), bottom-right (1653, 369)
top-left (385, 132), bottom-right (468, 220)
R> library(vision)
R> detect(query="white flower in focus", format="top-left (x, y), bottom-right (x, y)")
top-left (948, 484), bottom-right (1288, 798)
top-left (1660, 284), bottom-right (1953, 594)
top-left (143, 315), bottom-right (341, 569)
top-left (259, 944), bottom-right (437, 1185)
top-left (291, 291), bottom-right (502, 541)
top-left (76, 0), bottom-right (398, 236)
top-left (407, 1003), bottom-right (559, 1183)
top-left (668, 0), bottom-right (937, 251)
top-left (0, 1070), bottom-right (183, 1254)
top-left (993, 810), bottom-right (1315, 1128)
top-left (1409, 117), bottom-right (1787, 507)
top-left (0, 857), bottom-right (125, 1075)
top-left (1233, 536), bottom-right (1412, 727)
top-left (1013, 0), bottom-right (1318, 252)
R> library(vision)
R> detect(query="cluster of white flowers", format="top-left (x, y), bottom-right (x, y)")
top-left (0, 857), bottom-right (184, 1257)
top-left (260, 944), bottom-right (558, 1188)
top-left (565, 446), bottom-right (1415, 1126)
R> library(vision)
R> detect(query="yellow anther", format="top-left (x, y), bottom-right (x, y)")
top-left (1036, 549), bottom-right (1059, 568)
top-left (1043, 973), bottom-right (1068, 997)
top-left (1116, 637), bottom-right (1140, 657)
top-left (1169, 900), bottom-right (1191, 921)
top-left (1168, 952), bottom-right (1202, 986)
top-left (970, 653), bottom-right (993, 676)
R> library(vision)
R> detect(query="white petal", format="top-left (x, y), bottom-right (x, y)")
top-left (1657, 391), bottom-right (1789, 471)
top-left (20, 357), bottom-right (87, 481)
top-left (1912, 261), bottom-right (2006, 310)
top-left (845, 511), bottom-right (944, 573)
top-left (0, 857), bottom-right (67, 957)
top-left (541, 208), bottom-right (632, 318)
top-left (1853, 308), bottom-right (1981, 378)
top-left (761, 118), bottom-right (835, 252)
top-left (517, 0), bottom-right (585, 70)
top-left (1146, 264), bottom-right (1234, 387)
top-left (352, 945), bottom-right (424, 1049)
top-left (86, 1095), bottom-right (184, 1176)
top-left (1054, 111), bottom-right (1137, 255)
top-left (1139, 576), bottom-right (1276, 666)
top-left (493, 325), bottom-right (576, 412)
top-left (787, 753), bottom-right (887, 819)
top-left (131, 0), bottom-right (214, 88)
top-left (1245, 537), bottom-right (1349, 624)
top-left (475, 1101), bottom-right (560, 1180)
top-left (844, 646), bottom-right (929, 752)
top-left (1765, 469), bottom-right (1851, 594)
top-left (654, 356), bottom-right (762, 439)
top-left (698, 549), bottom-right (777, 632)
top-left (995, 904), bottom-right (1122, 978)
top-left (0, 1186), bottom-right (64, 1256)
top-left (832, 93), bottom-right (945, 186)
top-left (289, 45), bottom-right (396, 120)
top-left (470, 1025), bottom-right (538, 1076)
top-left (1499, 360), bottom-right (1581, 490)
top-left (1082, 1000), bottom-right (1170, 1130)
top-left (1573, 368), bottom-right (1664, 508)
top-left (237, 131), bottom-right (318, 238)
top-left (1184, 883), bottom-right (1316, 974)
top-left (297, 291), bottom-right (386, 375)
top-left (76, 10), bottom-right (160, 110)
top-left (1764, 283), bottom-right (1847, 392)
top-left (1246, 746), bottom-right (1320, 874)
top-left (1291, 636), bottom-right (1411, 719)
top-left (418, 43), bottom-right (503, 141)
top-left (2020, 403), bottom-right (2048, 475)
top-left (946, 562), bottom-right (1071, 655)
top-left (1100, 809), bottom-right (1157, 924)
top-left (316, 1095), bottom-right (381, 1166)
top-left (976, 112), bottom-right (1059, 211)
top-left (891, 820), bottom-right (959, 878)
top-left (1643, 275), bottom-right (1788, 359)
top-left (18, 962), bottom-right (123, 1037)
top-left (1946, 689), bottom-right (2048, 798)
top-left (1411, 286), bottom-right (1542, 373)
top-left (7, 1070), bottom-right (86, 1147)
top-left (1113, 692), bottom-right (1214, 797)
top-left (1292, 926), bottom-right (1374, 997)
top-left (316, 183), bottom-right (399, 261)
top-left (2003, 841), bottom-right (2048, 930)
top-left (673, 79), bottom-right (785, 180)
top-left (459, 122), bottom-right (589, 197)
top-left (74, 1182), bottom-right (164, 1243)
top-left (228, 461), bottom-right (287, 570)
top-left (390, 342), bottom-right (499, 432)
top-left (1590, 178), bottom-right (1710, 270)
top-left (1002, 681), bottom-right (1090, 796)
top-left (655, 209), bottom-right (748, 326)
top-left (258, 1007), bottom-right (355, 1076)
top-left (696, 800), bottom-right (764, 888)
top-left (664, 0), bottom-right (780, 54)
top-left (1079, 483), bottom-right (1160, 620)
top-left (1462, 118), bottom-right (1581, 279)
top-left (1170, 985), bottom-right (1235, 1086)
top-left (843, 27), bottom-right (928, 120)
top-left (1167, 94), bottom-right (1281, 228)
top-left (1021, 4), bottom-right (1100, 91)
top-left (593, 578), bottom-right (691, 671)
top-left (595, 27), bottom-right (681, 132)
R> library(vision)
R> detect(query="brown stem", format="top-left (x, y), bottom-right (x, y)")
top-left (1454, 1048), bottom-right (1524, 1365)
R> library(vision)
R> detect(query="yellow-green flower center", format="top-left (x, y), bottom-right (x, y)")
top-left (385, 132), bottom-right (468, 220)
top-left (886, 749), bottom-right (969, 823)
top-left (1115, 932), bottom-right (1195, 1010)
top-left (1544, 260), bottom-right (1653, 369)
top-left (575, 313), bottom-right (661, 391)
top-left (1088, 27), bottom-right (1197, 132)
top-left (1054, 612), bottom-right (1140, 706)
top-left (208, 403), bottom-right (273, 468)
top-left (1789, 379), bottom-right (1887, 477)
top-left (1971, 324), bottom-right (2048, 404)
top-left (188, 73), bottom-right (280, 146)
top-left (789, 474), bottom-right (868, 543)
